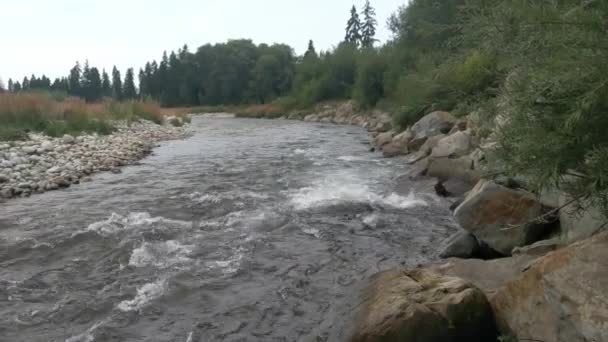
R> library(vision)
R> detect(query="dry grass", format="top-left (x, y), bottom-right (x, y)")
top-left (0, 92), bottom-right (167, 140)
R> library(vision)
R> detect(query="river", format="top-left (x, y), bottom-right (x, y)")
top-left (0, 117), bottom-right (458, 342)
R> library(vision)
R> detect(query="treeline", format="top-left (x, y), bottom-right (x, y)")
top-left (3, 0), bottom-right (380, 108)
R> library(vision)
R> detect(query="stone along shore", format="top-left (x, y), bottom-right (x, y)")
top-left (0, 120), bottom-right (188, 200)
top-left (279, 101), bottom-right (607, 342)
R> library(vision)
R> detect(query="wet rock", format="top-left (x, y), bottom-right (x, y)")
top-left (492, 232), bottom-right (608, 342)
top-left (439, 231), bottom-right (480, 259)
top-left (454, 180), bottom-right (554, 255)
top-left (0, 174), bottom-right (9, 183)
top-left (408, 111), bottom-right (457, 151)
top-left (351, 268), bottom-right (497, 342)
top-left (434, 181), bottom-right (450, 197)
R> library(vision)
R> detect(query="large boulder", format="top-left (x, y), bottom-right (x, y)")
top-left (373, 131), bottom-right (396, 148)
top-left (492, 232), bottom-right (608, 342)
top-left (430, 131), bottom-right (472, 159)
top-left (350, 268), bottom-right (497, 342)
top-left (454, 180), bottom-right (554, 255)
top-left (382, 130), bottom-right (412, 158)
top-left (408, 111), bottom-right (457, 151)
top-left (427, 156), bottom-right (480, 185)
top-left (439, 231), bottom-right (480, 259)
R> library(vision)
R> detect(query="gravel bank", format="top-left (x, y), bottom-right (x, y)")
top-left (0, 120), bottom-right (189, 200)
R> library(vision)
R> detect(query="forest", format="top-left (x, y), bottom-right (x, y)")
top-left (2, 0), bottom-right (608, 213)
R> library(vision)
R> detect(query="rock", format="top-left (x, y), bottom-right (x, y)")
top-left (373, 131), bottom-right (395, 147)
top-left (51, 176), bottom-right (70, 188)
top-left (351, 268), bottom-right (497, 342)
top-left (22, 146), bottom-right (38, 155)
top-left (434, 181), bottom-right (450, 197)
top-left (511, 238), bottom-right (561, 256)
top-left (62, 134), bottom-right (75, 144)
top-left (408, 111), bottom-right (457, 151)
top-left (439, 231), bottom-right (480, 259)
top-left (46, 166), bottom-right (62, 174)
top-left (0, 174), bottom-right (9, 183)
top-left (0, 187), bottom-right (14, 198)
top-left (492, 232), bottom-right (608, 342)
top-left (442, 178), bottom-right (476, 197)
top-left (541, 189), bottom-right (606, 244)
top-left (381, 143), bottom-right (407, 158)
top-left (454, 180), bottom-right (554, 255)
top-left (40, 141), bottom-right (54, 151)
top-left (405, 134), bottom-right (447, 164)
top-left (427, 156), bottom-right (480, 184)
top-left (430, 131), bottom-right (472, 159)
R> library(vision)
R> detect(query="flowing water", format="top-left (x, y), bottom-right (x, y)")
top-left (0, 117), bottom-right (458, 342)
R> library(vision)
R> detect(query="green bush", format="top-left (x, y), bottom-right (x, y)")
top-left (354, 50), bottom-right (388, 108)
top-left (168, 117), bottom-right (183, 127)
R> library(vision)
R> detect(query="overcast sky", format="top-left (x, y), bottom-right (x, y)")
top-left (1, 0), bottom-right (406, 84)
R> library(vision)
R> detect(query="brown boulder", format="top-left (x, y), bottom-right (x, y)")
top-left (454, 180), bottom-right (554, 255)
top-left (492, 232), bottom-right (608, 342)
top-left (351, 268), bottom-right (497, 342)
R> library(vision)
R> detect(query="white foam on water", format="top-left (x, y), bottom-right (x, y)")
top-left (337, 155), bottom-right (367, 162)
top-left (302, 228), bottom-right (321, 238)
top-left (190, 191), bottom-right (269, 204)
top-left (129, 240), bottom-right (193, 269)
top-left (205, 248), bottom-right (244, 275)
top-left (362, 213), bottom-right (379, 227)
top-left (290, 172), bottom-right (427, 210)
top-left (117, 279), bottom-right (166, 312)
top-left (65, 319), bottom-right (108, 342)
top-left (185, 331), bottom-right (194, 342)
top-left (85, 212), bottom-right (190, 236)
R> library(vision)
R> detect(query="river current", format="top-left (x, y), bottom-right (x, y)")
top-left (0, 117), bottom-right (458, 341)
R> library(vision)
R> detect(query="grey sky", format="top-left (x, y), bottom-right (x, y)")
top-left (1, 0), bottom-right (407, 84)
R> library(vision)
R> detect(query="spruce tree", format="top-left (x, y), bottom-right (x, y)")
top-left (88, 67), bottom-right (102, 102)
top-left (138, 68), bottom-right (148, 98)
top-left (361, 0), bottom-right (378, 48)
top-left (304, 40), bottom-right (317, 59)
top-left (0, 78), bottom-right (4, 92)
top-left (8, 78), bottom-right (13, 92)
top-left (101, 69), bottom-right (111, 98)
top-left (22, 77), bottom-right (30, 91)
top-left (123, 68), bottom-right (137, 100)
top-left (111, 66), bottom-right (122, 100)
top-left (68, 62), bottom-right (81, 96)
top-left (13, 81), bottom-right (22, 92)
top-left (345, 5), bottom-right (362, 47)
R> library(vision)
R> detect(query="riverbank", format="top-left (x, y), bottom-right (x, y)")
top-left (241, 100), bottom-right (607, 342)
top-left (0, 119), bottom-right (189, 200)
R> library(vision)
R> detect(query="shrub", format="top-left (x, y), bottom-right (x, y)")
top-left (354, 50), bottom-right (388, 108)
top-left (168, 117), bottom-right (183, 127)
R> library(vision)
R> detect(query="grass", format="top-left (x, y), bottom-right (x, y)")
top-left (0, 92), bottom-right (174, 141)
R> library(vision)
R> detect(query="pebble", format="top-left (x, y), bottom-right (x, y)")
top-left (0, 120), bottom-right (189, 200)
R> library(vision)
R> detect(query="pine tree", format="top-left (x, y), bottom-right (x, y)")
top-left (138, 68), bottom-right (148, 98)
top-left (101, 69), bottom-right (111, 98)
top-left (68, 62), bottom-right (82, 96)
top-left (345, 5), bottom-right (362, 47)
top-left (88, 67), bottom-right (102, 102)
top-left (304, 40), bottom-right (317, 59)
top-left (111, 66), bottom-right (122, 100)
top-left (13, 81), bottom-right (22, 92)
top-left (0, 78), bottom-right (5, 92)
top-left (22, 77), bottom-right (30, 91)
top-left (361, 0), bottom-right (378, 48)
top-left (8, 78), bottom-right (13, 92)
top-left (123, 68), bottom-right (137, 99)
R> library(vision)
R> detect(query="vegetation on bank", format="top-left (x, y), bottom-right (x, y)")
top-left (0, 92), bottom-right (169, 140)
